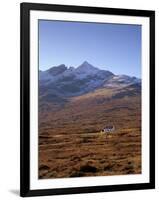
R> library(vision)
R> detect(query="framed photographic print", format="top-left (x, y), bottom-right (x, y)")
top-left (20, 2), bottom-right (155, 197)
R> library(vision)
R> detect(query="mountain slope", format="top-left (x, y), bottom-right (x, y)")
top-left (39, 81), bottom-right (141, 178)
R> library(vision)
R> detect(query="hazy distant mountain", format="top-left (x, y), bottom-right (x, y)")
top-left (39, 61), bottom-right (141, 104)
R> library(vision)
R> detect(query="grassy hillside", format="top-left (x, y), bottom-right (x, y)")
top-left (38, 86), bottom-right (141, 179)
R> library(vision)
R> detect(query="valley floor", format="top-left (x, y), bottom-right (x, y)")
top-left (38, 88), bottom-right (141, 179)
top-left (39, 128), bottom-right (141, 179)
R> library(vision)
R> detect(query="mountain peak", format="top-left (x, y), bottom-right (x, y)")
top-left (76, 61), bottom-right (99, 72)
top-left (80, 61), bottom-right (95, 67)
top-left (47, 64), bottom-right (67, 76)
top-left (82, 61), bottom-right (91, 65)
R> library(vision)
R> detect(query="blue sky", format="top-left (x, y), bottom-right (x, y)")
top-left (39, 20), bottom-right (141, 78)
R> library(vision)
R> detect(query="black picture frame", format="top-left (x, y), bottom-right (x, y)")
top-left (20, 2), bottom-right (155, 197)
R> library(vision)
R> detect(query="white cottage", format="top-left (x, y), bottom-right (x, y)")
top-left (101, 125), bottom-right (115, 133)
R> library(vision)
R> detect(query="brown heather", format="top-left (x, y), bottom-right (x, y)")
top-left (38, 87), bottom-right (141, 179)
